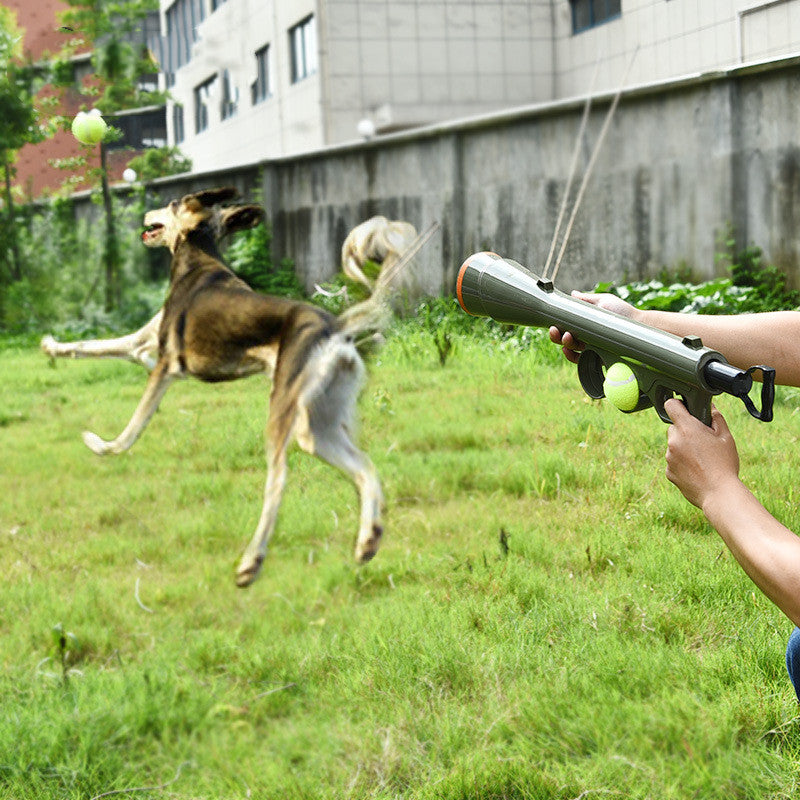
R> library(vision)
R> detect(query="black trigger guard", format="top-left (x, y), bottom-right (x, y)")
top-left (577, 350), bottom-right (606, 399)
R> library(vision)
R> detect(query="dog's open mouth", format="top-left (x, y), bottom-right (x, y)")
top-left (141, 223), bottom-right (164, 244)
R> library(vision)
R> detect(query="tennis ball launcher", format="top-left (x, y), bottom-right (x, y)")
top-left (456, 252), bottom-right (775, 426)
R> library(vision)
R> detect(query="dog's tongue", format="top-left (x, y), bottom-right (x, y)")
top-left (141, 225), bottom-right (162, 243)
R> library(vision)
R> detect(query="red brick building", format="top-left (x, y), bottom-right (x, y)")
top-left (7, 0), bottom-right (164, 198)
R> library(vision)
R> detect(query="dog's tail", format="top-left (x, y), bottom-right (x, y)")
top-left (338, 220), bottom-right (439, 340)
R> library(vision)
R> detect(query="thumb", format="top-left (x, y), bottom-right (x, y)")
top-left (709, 405), bottom-right (730, 437)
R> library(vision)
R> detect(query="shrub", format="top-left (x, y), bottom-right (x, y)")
top-left (717, 228), bottom-right (800, 312)
top-left (124, 147), bottom-right (191, 182)
top-left (595, 230), bottom-right (800, 315)
top-left (224, 223), bottom-right (304, 299)
top-left (311, 260), bottom-right (378, 316)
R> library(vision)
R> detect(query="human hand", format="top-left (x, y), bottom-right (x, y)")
top-left (664, 397), bottom-right (741, 509)
top-left (548, 292), bottom-right (639, 364)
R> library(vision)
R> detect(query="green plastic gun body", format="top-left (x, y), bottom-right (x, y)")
top-left (456, 252), bottom-right (775, 425)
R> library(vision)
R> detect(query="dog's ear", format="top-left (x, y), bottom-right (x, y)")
top-left (220, 204), bottom-right (265, 234)
top-left (185, 187), bottom-right (239, 209)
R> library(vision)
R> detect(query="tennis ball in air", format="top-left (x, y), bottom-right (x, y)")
top-left (603, 362), bottom-right (639, 411)
top-left (71, 109), bottom-right (107, 145)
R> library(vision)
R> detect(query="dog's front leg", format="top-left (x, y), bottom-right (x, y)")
top-left (83, 360), bottom-right (175, 455)
top-left (41, 311), bottom-right (162, 370)
top-left (235, 401), bottom-right (298, 587)
top-left (235, 440), bottom-right (291, 588)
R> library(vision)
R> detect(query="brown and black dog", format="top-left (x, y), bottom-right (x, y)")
top-left (42, 213), bottom-right (421, 371)
top-left (76, 187), bottom-right (434, 587)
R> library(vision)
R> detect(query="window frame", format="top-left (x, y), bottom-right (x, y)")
top-left (289, 14), bottom-right (317, 84)
top-left (172, 102), bottom-right (185, 144)
top-left (252, 43), bottom-right (271, 105)
top-left (105, 108), bottom-right (167, 151)
top-left (194, 74), bottom-right (218, 134)
top-left (570, 0), bottom-right (621, 35)
top-left (220, 69), bottom-right (239, 120)
top-left (164, 0), bottom-right (205, 80)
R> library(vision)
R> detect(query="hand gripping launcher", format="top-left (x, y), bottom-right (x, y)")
top-left (456, 252), bottom-right (775, 425)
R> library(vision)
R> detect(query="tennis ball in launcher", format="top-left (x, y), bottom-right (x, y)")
top-left (603, 362), bottom-right (639, 411)
top-left (71, 109), bottom-right (107, 145)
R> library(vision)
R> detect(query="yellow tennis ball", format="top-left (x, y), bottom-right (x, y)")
top-left (71, 109), bottom-right (107, 145)
top-left (603, 362), bottom-right (639, 411)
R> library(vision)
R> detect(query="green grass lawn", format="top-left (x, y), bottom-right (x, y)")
top-left (2, 330), bottom-right (800, 799)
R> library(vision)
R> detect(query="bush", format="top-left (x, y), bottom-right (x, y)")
top-left (0, 193), bottom-right (167, 336)
top-left (224, 223), bottom-right (304, 299)
top-left (124, 147), bottom-right (191, 182)
top-left (311, 260), bottom-right (378, 316)
top-left (595, 229), bottom-right (800, 315)
top-left (720, 231), bottom-right (800, 312)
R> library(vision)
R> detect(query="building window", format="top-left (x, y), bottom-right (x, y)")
top-left (173, 103), bottom-right (185, 144)
top-left (194, 74), bottom-right (218, 133)
top-left (106, 108), bottom-right (167, 151)
top-left (252, 44), bottom-right (271, 104)
top-left (289, 15), bottom-right (317, 83)
top-left (73, 55), bottom-right (94, 89)
top-left (571, 0), bottom-right (621, 34)
top-left (139, 10), bottom-right (161, 92)
top-left (220, 69), bottom-right (239, 120)
top-left (165, 0), bottom-right (205, 78)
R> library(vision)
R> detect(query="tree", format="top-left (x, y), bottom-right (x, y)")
top-left (52, 0), bottom-right (165, 311)
top-left (125, 146), bottom-right (192, 183)
top-left (0, 7), bottom-right (47, 283)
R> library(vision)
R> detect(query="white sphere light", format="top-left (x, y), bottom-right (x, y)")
top-left (123, 168), bottom-right (137, 183)
top-left (357, 118), bottom-right (376, 139)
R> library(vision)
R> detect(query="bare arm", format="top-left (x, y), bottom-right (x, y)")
top-left (665, 398), bottom-right (800, 627)
top-left (639, 308), bottom-right (800, 387)
top-left (548, 293), bottom-right (800, 624)
top-left (550, 292), bottom-right (800, 387)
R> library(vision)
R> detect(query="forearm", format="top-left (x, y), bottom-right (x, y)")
top-left (635, 309), bottom-right (800, 387)
top-left (703, 480), bottom-right (800, 628)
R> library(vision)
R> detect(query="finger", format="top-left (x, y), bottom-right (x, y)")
top-left (563, 346), bottom-right (580, 365)
top-left (570, 290), bottom-right (599, 305)
top-left (548, 325), bottom-right (563, 344)
top-left (562, 331), bottom-right (585, 351)
top-left (663, 396), bottom-right (690, 425)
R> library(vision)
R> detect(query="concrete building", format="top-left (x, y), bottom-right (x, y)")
top-left (156, 0), bottom-right (800, 174)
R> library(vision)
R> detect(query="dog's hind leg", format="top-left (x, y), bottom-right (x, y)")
top-left (307, 429), bottom-right (384, 563)
top-left (296, 390), bottom-right (384, 564)
top-left (235, 398), bottom-right (297, 588)
top-left (83, 360), bottom-right (176, 455)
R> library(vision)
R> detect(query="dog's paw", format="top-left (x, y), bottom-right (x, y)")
top-left (235, 554), bottom-right (265, 588)
top-left (355, 524), bottom-right (383, 563)
top-left (82, 431), bottom-right (112, 456)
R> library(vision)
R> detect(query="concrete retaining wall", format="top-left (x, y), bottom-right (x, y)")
top-left (75, 55), bottom-right (800, 295)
